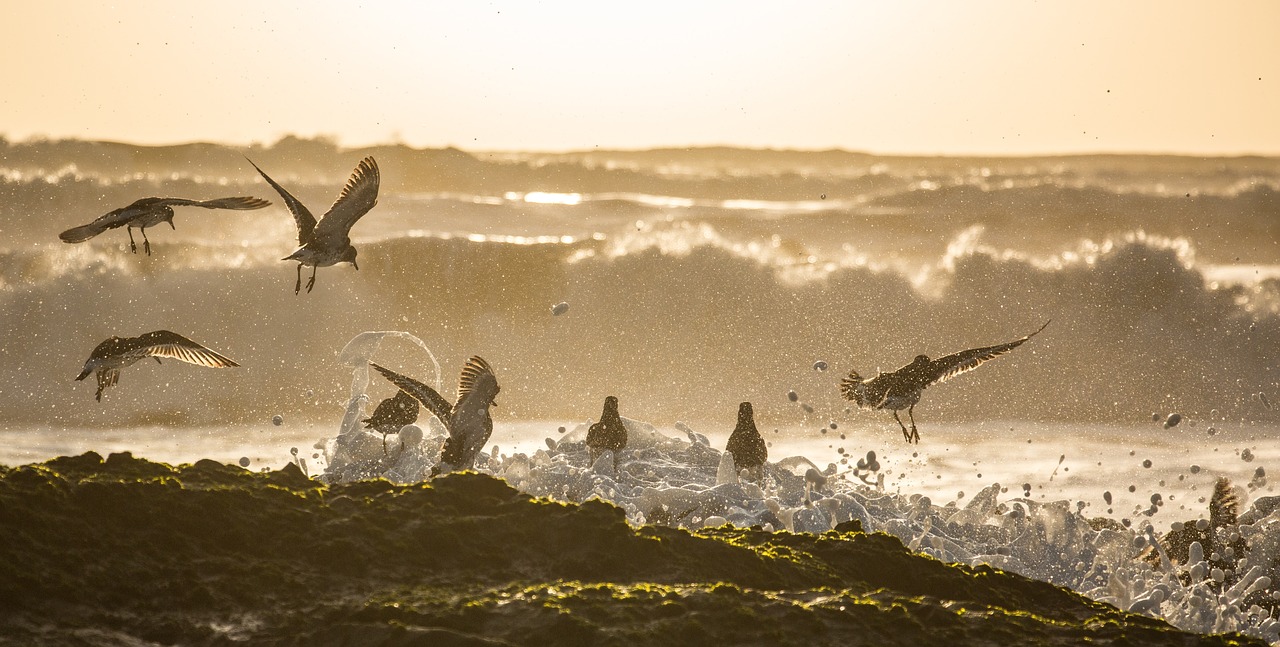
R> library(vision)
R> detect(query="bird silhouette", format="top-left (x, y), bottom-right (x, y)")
top-left (362, 389), bottom-right (420, 454)
top-left (839, 321), bottom-right (1050, 443)
top-left (370, 356), bottom-right (500, 475)
top-left (59, 196), bottom-right (271, 255)
top-left (586, 396), bottom-right (628, 467)
top-left (247, 156), bottom-right (379, 294)
top-left (725, 402), bottom-right (767, 477)
top-left (76, 330), bottom-right (239, 401)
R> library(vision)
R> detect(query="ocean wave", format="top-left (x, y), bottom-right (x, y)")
top-left (1, 228), bottom-right (1275, 427)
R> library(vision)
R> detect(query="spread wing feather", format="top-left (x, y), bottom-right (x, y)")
top-left (314, 157), bottom-right (379, 244)
top-left (131, 330), bottom-right (239, 368)
top-left (924, 320), bottom-right (1050, 387)
top-left (370, 363), bottom-right (454, 428)
top-left (246, 158), bottom-right (318, 245)
top-left (456, 356), bottom-right (495, 404)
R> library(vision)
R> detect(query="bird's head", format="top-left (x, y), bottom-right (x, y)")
top-left (737, 401), bottom-right (754, 424)
top-left (603, 395), bottom-right (619, 415)
top-left (912, 354), bottom-right (931, 366)
top-left (342, 246), bottom-right (359, 269)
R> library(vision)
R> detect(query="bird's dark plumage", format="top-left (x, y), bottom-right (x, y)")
top-left (586, 396), bottom-right (628, 467)
top-left (247, 156), bottom-right (380, 294)
top-left (76, 330), bottom-right (239, 401)
top-left (839, 320), bottom-right (1050, 443)
top-left (725, 401), bottom-right (767, 473)
top-left (370, 356), bottom-right (499, 475)
top-left (59, 196), bottom-right (271, 255)
top-left (362, 389), bottom-right (420, 454)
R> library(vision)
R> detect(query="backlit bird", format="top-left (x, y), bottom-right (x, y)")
top-left (59, 196), bottom-right (271, 255)
top-left (362, 389), bottom-right (420, 454)
top-left (247, 156), bottom-right (379, 294)
top-left (839, 321), bottom-right (1050, 443)
top-left (586, 396), bottom-right (628, 467)
top-left (725, 402), bottom-right (767, 476)
top-left (75, 330), bottom-right (239, 402)
top-left (370, 356), bottom-right (500, 475)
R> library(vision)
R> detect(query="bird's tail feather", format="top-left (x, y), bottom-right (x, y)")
top-left (839, 371), bottom-right (866, 406)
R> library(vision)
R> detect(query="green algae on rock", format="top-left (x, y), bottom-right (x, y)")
top-left (0, 452), bottom-right (1263, 646)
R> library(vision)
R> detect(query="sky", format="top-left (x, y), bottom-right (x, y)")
top-left (2, 1), bottom-right (1278, 155)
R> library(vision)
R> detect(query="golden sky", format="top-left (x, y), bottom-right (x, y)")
top-left (3, 1), bottom-right (1278, 154)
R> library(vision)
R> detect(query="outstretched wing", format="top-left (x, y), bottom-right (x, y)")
top-left (246, 158), bottom-right (317, 245)
top-left (129, 330), bottom-right (240, 368)
top-left (456, 355), bottom-right (497, 405)
top-left (924, 320), bottom-right (1050, 387)
top-left (58, 197), bottom-right (161, 243)
top-left (151, 196), bottom-right (273, 211)
top-left (370, 362), bottom-right (453, 427)
top-left (314, 157), bottom-right (379, 244)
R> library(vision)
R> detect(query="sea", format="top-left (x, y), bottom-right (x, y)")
top-left (1, 138), bottom-right (1279, 640)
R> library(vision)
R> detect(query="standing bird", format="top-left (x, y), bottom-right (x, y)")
top-left (839, 321), bottom-right (1050, 443)
top-left (247, 156), bottom-right (379, 294)
top-left (370, 356), bottom-right (500, 476)
top-left (586, 396), bottom-right (628, 467)
top-left (76, 330), bottom-right (239, 402)
top-left (59, 196), bottom-right (271, 255)
top-left (725, 402), bottom-right (768, 478)
top-left (362, 389), bottom-right (420, 454)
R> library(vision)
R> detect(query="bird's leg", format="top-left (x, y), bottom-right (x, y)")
top-left (127, 227), bottom-right (138, 254)
top-left (294, 263), bottom-right (303, 295)
top-left (892, 410), bottom-right (911, 442)
top-left (305, 264), bottom-right (318, 293)
top-left (141, 227), bottom-right (151, 256)
top-left (907, 405), bottom-right (920, 444)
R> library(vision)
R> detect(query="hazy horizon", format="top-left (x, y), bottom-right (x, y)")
top-left (4, 1), bottom-right (1278, 156)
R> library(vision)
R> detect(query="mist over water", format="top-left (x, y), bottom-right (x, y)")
top-left (0, 139), bottom-right (1277, 431)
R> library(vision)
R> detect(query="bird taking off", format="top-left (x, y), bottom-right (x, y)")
top-left (839, 320), bottom-right (1050, 443)
top-left (370, 356), bottom-right (500, 475)
top-left (76, 330), bottom-right (239, 402)
top-left (247, 156), bottom-right (380, 294)
top-left (59, 196), bottom-right (271, 255)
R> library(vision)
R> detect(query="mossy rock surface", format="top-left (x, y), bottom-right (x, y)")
top-left (0, 452), bottom-right (1262, 646)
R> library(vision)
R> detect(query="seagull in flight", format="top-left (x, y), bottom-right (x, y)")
top-left (370, 356), bottom-right (500, 475)
top-left (247, 156), bottom-right (380, 294)
top-left (76, 330), bottom-right (239, 402)
top-left (839, 321), bottom-right (1050, 443)
top-left (59, 196), bottom-right (271, 255)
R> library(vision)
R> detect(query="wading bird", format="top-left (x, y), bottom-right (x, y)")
top-left (839, 321), bottom-right (1050, 443)
top-left (586, 395), bottom-right (628, 467)
top-left (725, 401), bottom-right (767, 478)
top-left (362, 389), bottom-right (420, 454)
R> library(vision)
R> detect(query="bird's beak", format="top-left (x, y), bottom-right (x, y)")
top-left (75, 366), bottom-right (92, 381)
top-left (352, 260), bottom-right (359, 270)
top-left (168, 221), bottom-right (176, 230)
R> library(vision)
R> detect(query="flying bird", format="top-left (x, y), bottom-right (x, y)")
top-left (362, 389), bottom-right (420, 454)
top-left (586, 396), bottom-right (628, 467)
top-left (725, 402), bottom-right (767, 477)
top-left (370, 356), bottom-right (500, 475)
top-left (839, 321), bottom-right (1050, 443)
top-left (59, 196), bottom-right (272, 255)
top-left (76, 330), bottom-right (239, 402)
top-left (247, 156), bottom-right (379, 294)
